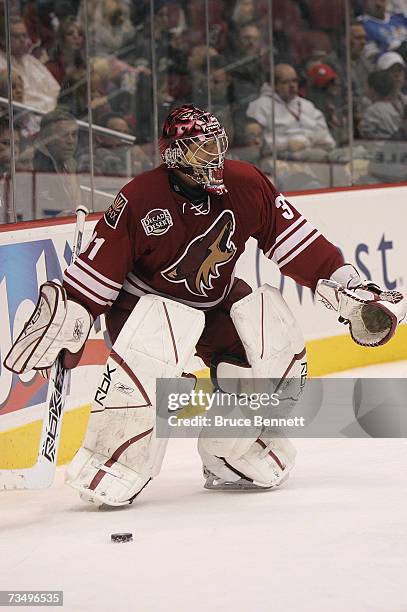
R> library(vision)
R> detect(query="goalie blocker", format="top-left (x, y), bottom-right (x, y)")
top-left (4, 281), bottom-right (93, 374)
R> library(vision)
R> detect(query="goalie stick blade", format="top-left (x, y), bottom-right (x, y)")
top-left (0, 458), bottom-right (56, 490)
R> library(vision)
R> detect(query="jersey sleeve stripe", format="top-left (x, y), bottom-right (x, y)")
top-left (123, 280), bottom-right (145, 297)
top-left (265, 215), bottom-right (305, 258)
top-left (64, 273), bottom-right (113, 306)
top-left (277, 228), bottom-right (319, 265)
top-left (267, 218), bottom-right (307, 260)
top-left (126, 272), bottom-right (152, 292)
top-left (75, 258), bottom-right (122, 289)
top-left (65, 263), bottom-right (120, 301)
top-left (277, 230), bottom-right (321, 268)
top-left (271, 221), bottom-right (316, 264)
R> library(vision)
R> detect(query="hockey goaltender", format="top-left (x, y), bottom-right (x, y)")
top-left (5, 105), bottom-right (406, 506)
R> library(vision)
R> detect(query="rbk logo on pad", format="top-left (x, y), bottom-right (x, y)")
top-left (161, 210), bottom-right (237, 297)
top-left (104, 192), bottom-right (128, 229)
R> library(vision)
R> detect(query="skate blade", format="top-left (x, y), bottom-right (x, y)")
top-left (204, 475), bottom-right (273, 491)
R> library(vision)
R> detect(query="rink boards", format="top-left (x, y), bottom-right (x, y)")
top-left (0, 184), bottom-right (406, 468)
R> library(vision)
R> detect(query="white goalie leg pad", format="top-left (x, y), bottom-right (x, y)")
top-left (198, 284), bottom-right (305, 489)
top-left (65, 295), bottom-right (204, 506)
top-left (230, 283), bottom-right (306, 379)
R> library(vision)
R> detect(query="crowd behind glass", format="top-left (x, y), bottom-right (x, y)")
top-left (1, 0), bottom-right (407, 222)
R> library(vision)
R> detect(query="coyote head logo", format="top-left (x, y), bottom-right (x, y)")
top-left (161, 210), bottom-right (237, 297)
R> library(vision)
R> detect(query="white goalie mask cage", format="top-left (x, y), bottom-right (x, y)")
top-left (164, 130), bottom-right (228, 194)
top-left (160, 105), bottom-right (229, 195)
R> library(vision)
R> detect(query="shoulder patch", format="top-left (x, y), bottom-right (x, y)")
top-left (104, 192), bottom-right (128, 229)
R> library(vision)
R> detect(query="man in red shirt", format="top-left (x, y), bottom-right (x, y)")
top-left (5, 105), bottom-right (405, 507)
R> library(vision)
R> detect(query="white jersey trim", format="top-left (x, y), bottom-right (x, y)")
top-left (75, 258), bottom-right (122, 289)
top-left (265, 216), bottom-right (305, 258)
top-left (277, 231), bottom-right (321, 268)
top-left (271, 221), bottom-right (316, 264)
top-left (63, 275), bottom-right (112, 306)
top-left (123, 272), bottom-right (234, 309)
top-left (66, 263), bottom-right (120, 301)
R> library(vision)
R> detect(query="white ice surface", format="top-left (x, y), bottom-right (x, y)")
top-left (1, 362), bottom-right (406, 612)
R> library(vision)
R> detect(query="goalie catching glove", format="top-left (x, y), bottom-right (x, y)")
top-left (3, 281), bottom-right (93, 374)
top-left (316, 264), bottom-right (406, 347)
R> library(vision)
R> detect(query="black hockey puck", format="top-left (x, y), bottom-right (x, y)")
top-left (111, 532), bottom-right (133, 543)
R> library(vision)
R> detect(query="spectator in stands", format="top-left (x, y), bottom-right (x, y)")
top-left (138, 3), bottom-right (190, 109)
top-left (57, 69), bottom-right (88, 120)
top-left (247, 63), bottom-right (335, 158)
top-left (349, 21), bottom-right (376, 133)
top-left (78, 113), bottom-right (152, 177)
top-left (241, 118), bottom-right (264, 147)
top-left (0, 115), bottom-right (13, 174)
top-left (156, 0), bottom-right (187, 36)
top-left (0, 115), bottom-right (19, 222)
top-left (79, 0), bottom-right (136, 60)
top-left (209, 59), bottom-right (229, 95)
top-left (359, 70), bottom-right (403, 138)
top-left (230, 117), bottom-right (266, 166)
top-left (21, 0), bottom-right (57, 60)
top-left (0, 69), bottom-right (24, 106)
top-left (227, 23), bottom-right (267, 128)
top-left (358, 0), bottom-right (407, 60)
top-left (232, 0), bottom-right (257, 27)
top-left (34, 107), bottom-right (78, 171)
top-left (192, 55), bottom-right (234, 142)
top-left (128, 0), bottom-right (186, 67)
top-left (58, 58), bottom-right (112, 123)
top-left (377, 51), bottom-right (407, 107)
top-left (209, 60), bottom-right (234, 140)
top-left (124, 0), bottom-right (190, 118)
top-left (0, 16), bottom-right (60, 113)
top-left (227, 0), bottom-right (266, 47)
top-left (0, 117), bottom-right (24, 175)
top-left (0, 69), bottom-right (38, 166)
top-left (306, 63), bottom-right (348, 146)
top-left (350, 21), bottom-right (375, 93)
top-left (188, 45), bottom-right (219, 105)
top-left (33, 107), bottom-right (81, 214)
top-left (46, 16), bottom-right (86, 86)
top-left (323, 21), bottom-right (374, 134)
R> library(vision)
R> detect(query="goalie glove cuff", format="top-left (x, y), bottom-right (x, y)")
top-left (330, 263), bottom-right (362, 290)
top-left (4, 281), bottom-right (93, 374)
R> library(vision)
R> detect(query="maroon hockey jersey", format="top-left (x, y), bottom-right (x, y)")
top-left (63, 160), bottom-right (344, 318)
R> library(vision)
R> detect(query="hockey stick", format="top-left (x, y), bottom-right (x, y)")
top-left (0, 205), bottom-right (89, 490)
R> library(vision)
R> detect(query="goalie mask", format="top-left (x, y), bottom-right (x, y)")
top-left (159, 104), bottom-right (228, 195)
